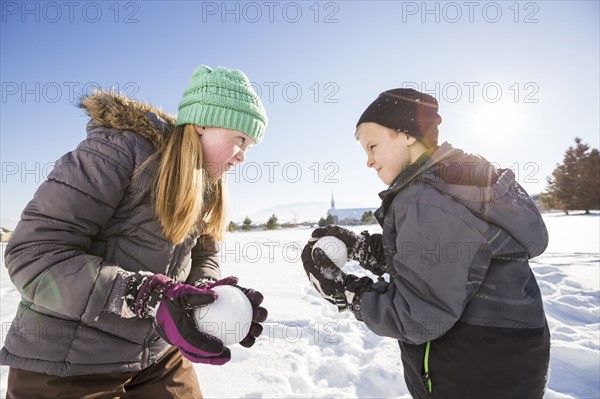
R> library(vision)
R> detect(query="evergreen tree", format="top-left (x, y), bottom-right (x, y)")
top-left (580, 148), bottom-right (600, 213)
top-left (318, 213), bottom-right (336, 227)
top-left (327, 213), bottom-right (336, 225)
top-left (241, 217), bottom-right (253, 231)
top-left (266, 214), bottom-right (279, 230)
top-left (227, 221), bottom-right (238, 232)
top-left (542, 137), bottom-right (600, 214)
top-left (361, 210), bottom-right (376, 224)
top-left (540, 177), bottom-right (563, 211)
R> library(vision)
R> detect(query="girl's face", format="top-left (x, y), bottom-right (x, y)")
top-left (356, 122), bottom-right (415, 185)
top-left (195, 125), bottom-right (255, 179)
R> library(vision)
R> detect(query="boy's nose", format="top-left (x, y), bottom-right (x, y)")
top-left (366, 156), bottom-right (375, 168)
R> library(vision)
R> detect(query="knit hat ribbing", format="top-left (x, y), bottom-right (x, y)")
top-left (176, 65), bottom-right (268, 144)
top-left (356, 88), bottom-right (442, 148)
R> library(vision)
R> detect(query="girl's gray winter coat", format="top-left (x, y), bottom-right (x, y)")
top-left (0, 92), bottom-right (222, 376)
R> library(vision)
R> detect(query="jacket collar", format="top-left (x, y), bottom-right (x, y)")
top-left (374, 145), bottom-right (437, 224)
top-left (78, 90), bottom-right (176, 149)
top-left (378, 146), bottom-right (438, 201)
top-left (374, 142), bottom-right (502, 224)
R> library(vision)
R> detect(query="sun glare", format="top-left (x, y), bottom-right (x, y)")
top-left (471, 102), bottom-right (524, 144)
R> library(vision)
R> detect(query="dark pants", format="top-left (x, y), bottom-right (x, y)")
top-left (400, 321), bottom-right (551, 399)
top-left (6, 347), bottom-right (203, 399)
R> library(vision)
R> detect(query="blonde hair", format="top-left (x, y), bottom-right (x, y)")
top-left (146, 124), bottom-right (227, 244)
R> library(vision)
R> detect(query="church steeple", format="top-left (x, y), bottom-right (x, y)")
top-left (330, 191), bottom-right (335, 209)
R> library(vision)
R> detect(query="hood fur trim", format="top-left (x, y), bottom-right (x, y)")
top-left (78, 90), bottom-right (176, 149)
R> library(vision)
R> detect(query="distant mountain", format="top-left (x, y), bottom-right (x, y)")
top-left (230, 201), bottom-right (378, 224)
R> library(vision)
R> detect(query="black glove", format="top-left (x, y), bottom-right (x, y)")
top-left (312, 225), bottom-right (388, 276)
top-left (301, 240), bottom-right (373, 315)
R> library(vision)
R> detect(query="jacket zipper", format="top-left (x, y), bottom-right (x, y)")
top-left (424, 341), bottom-right (432, 394)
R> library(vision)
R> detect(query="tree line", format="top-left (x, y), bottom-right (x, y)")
top-left (227, 214), bottom-right (279, 232)
top-left (226, 209), bottom-right (379, 232)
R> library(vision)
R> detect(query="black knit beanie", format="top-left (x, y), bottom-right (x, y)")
top-left (356, 88), bottom-right (442, 148)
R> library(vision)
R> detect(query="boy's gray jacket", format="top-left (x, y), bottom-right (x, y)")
top-left (361, 143), bottom-right (549, 345)
top-left (0, 92), bottom-right (222, 376)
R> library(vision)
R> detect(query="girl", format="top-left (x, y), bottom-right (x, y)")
top-left (1, 65), bottom-right (268, 398)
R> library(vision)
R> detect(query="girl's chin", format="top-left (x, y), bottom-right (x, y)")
top-left (203, 163), bottom-right (228, 179)
top-left (207, 171), bottom-right (225, 180)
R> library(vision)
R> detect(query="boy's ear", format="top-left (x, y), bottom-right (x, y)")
top-left (405, 133), bottom-right (418, 146)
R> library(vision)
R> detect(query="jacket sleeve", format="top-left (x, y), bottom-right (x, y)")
top-left (359, 185), bottom-right (510, 344)
top-left (186, 234), bottom-right (222, 284)
top-left (4, 130), bottom-right (136, 324)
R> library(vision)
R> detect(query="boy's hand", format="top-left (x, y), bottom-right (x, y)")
top-left (301, 240), bottom-right (347, 309)
top-left (312, 225), bottom-right (388, 276)
top-left (301, 240), bottom-right (373, 315)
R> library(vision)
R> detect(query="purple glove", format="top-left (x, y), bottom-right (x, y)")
top-left (197, 276), bottom-right (268, 348)
top-left (126, 273), bottom-right (230, 365)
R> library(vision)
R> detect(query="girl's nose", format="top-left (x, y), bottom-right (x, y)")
top-left (236, 149), bottom-right (245, 163)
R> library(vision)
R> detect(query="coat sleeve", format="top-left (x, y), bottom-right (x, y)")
top-left (359, 185), bottom-right (511, 344)
top-left (186, 234), bottom-right (222, 284)
top-left (4, 130), bottom-right (136, 324)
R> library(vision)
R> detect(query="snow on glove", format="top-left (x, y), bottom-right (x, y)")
top-left (312, 225), bottom-right (388, 276)
top-left (301, 240), bottom-right (374, 313)
top-left (125, 273), bottom-right (230, 365)
top-left (197, 276), bottom-right (268, 348)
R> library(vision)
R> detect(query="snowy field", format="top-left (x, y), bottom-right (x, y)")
top-left (1, 213), bottom-right (599, 398)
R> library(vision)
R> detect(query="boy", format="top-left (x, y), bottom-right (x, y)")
top-left (301, 89), bottom-right (550, 398)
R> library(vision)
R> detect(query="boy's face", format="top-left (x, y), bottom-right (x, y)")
top-left (356, 122), bottom-right (413, 185)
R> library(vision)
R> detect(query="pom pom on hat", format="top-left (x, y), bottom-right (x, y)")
top-left (176, 65), bottom-right (268, 144)
top-left (356, 88), bottom-right (442, 148)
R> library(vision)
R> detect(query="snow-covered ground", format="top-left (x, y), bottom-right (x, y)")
top-left (1, 213), bottom-right (598, 398)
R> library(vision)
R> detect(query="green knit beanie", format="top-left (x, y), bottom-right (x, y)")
top-left (176, 65), bottom-right (268, 144)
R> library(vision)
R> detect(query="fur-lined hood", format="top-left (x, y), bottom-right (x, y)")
top-left (78, 90), bottom-right (176, 149)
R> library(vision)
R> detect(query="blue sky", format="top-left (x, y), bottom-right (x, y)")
top-left (1, 1), bottom-right (599, 228)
